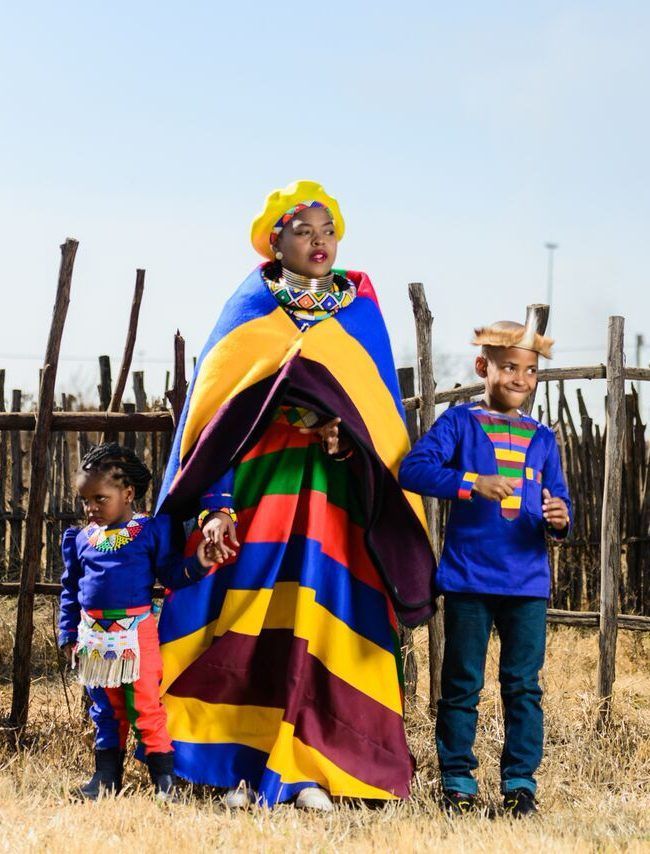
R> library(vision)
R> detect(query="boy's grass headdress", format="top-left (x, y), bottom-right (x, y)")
top-left (472, 304), bottom-right (554, 358)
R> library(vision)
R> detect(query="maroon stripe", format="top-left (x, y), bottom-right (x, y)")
top-left (167, 629), bottom-right (413, 795)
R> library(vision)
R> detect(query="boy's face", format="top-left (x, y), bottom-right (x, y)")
top-left (76, 471), bottom-right (134, 528)
top-left (475, 346), bottom-right (539, 414)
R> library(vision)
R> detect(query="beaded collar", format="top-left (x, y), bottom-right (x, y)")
top-left (85, 513), bottom-right (149, 552)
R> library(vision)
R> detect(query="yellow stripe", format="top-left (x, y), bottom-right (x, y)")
top-left (500, 496), bottom-right (522, 509)
top-left (494, 448), bottom-right (526, 462)
top-left (161, 582), bottom-right (402, 713)
top-left (300, 320), bottom-right (427, 528)
top-left (180, 308), bottom-right (299, 460)
top-left (165, 696), bottom-right (282, 751)
top-left (267, 720), bottom-right (397, 799)
top-left (164, 700), bottom-right (397, 799)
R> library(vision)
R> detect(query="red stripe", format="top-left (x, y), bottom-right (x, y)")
top-left (241, 420), bottom-right (317, 462)
top-left (238, 491), bottom-right (386, 596)
top-left (85, 604), bottom-right (150, 618)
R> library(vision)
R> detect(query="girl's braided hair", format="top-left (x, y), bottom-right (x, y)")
top-left (79, 442), bottom-right (152, 500)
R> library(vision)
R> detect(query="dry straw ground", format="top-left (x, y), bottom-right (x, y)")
top-left (1, 598), bottom-right (649, 853)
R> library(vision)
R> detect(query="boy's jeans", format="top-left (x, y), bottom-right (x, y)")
top-left (436, 593), bottom-right (547, 796)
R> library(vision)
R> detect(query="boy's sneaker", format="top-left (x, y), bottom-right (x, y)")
top-left (441, 789), bottom-right (477, 815)
top-left (503, 788), bottom-right (538, 818)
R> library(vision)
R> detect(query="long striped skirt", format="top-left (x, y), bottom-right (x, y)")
top-left (159, 418), bottom-right (414, 805)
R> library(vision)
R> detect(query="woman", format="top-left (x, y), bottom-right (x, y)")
top-left (156, 180), bottom-right (435, 810)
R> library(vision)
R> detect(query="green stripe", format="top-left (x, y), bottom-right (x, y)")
top-left (482, 423), bottom-right (535, 438)
top-left (234, 445), bottom-right (365, 525)
top-left (94, 608), bottom-right (130, 619)
top-left (122, 682), bottom-right (142, 744)
top-left (497, 465), bottom-right (524, 478)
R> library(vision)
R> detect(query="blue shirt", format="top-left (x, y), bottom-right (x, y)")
top-left (398, 403), bottom-right (571, 598)
top-left (58, 513), bottom-right (204, 646)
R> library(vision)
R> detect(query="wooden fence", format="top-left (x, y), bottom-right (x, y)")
top-left (1, 239), bottom-right (649, 730)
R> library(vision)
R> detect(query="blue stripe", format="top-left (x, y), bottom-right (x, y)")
top-left (172, 741), bottom-right (319, 805)
top-left (156, 268), bottom-right (276, 512)
top-left (159, 536), bottom-right (393, 653)
top-left (334, 294), bottom-right (404, 418)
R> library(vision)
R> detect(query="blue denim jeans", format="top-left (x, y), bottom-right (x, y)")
top-left (436, 593), bottom-right (547, 796)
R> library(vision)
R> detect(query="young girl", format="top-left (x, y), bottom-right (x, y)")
top-left (59, 443), bottom-right (213, 800)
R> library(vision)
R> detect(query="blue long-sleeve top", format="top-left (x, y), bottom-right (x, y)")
top-left (58, 513), bottom-right (205, 646)
top-left (399, 403), bottom-right (572, 598)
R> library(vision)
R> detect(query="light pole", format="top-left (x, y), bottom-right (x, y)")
top-left (544, 242), bottom-right (558, 334)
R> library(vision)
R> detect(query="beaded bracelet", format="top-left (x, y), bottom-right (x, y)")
top-left (198, 507), bottom-right (238, 529)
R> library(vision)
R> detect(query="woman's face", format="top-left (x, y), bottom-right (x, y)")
top-left (275, 206), bottom-right (338, 277)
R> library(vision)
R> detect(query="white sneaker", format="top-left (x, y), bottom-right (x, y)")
top-left (224, 782), bottom-right (256, 808)
top-left (295, 787), bottom-right (333, 812)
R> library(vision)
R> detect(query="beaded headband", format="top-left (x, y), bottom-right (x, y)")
top-left (269, 201), bottom-right (333, 249)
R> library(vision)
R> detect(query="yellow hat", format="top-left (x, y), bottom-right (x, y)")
top-left (472, 306), bottom-right (554, 358)
top-left (250, 179), bottom-right (345, 260)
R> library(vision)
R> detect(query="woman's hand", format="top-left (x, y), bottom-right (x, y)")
top-left (61, 643), bottom-right (74, 664)
top-left (300, 417), bottom-right (350, 456)
top-left (472, 475), bottom-right (515, 502)
top-left (201, 511), bottom-right (240, 564)
top-left (542, 488), bottom-right (570, 530)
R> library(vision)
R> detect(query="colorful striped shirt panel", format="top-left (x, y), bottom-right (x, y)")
top-left (469, 406), bottom-right (538, 520)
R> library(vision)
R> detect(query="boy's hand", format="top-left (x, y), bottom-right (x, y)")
top-left (472, 475), bottom-right (515, 502)
top-left (201, 512), bottom-right (240, 564)
top-left (542, 488), bottom-right (570, 530)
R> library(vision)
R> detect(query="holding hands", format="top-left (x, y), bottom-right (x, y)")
top-left (200, 512), bottom-right (240, 565)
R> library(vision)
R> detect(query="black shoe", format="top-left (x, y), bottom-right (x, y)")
top-left (76, 748), bottom-right (124, 800)
top-left (503, 788), bottom-right (538, 818)
top-left (146, 751), bottom-right (177, 801)
top-left (442, 789), bottom-right (477, 815)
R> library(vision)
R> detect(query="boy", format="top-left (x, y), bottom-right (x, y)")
top-left (399, 309), bottom-right (571, 817)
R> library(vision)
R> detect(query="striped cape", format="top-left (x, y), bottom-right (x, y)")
top-left (156, 265), bottom-right (435, 625)
top-left (155, 266), bottom-right (436, 801)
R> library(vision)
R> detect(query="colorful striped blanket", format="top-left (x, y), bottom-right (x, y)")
top-left (155, 266), bottom-right (435, 803)
top-left (156, 266), bottom-right (435, 625)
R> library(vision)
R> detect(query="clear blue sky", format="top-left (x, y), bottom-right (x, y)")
top-left (1, 1), bottom-right (648, 417)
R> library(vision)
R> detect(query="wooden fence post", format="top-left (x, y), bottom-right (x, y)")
top-left (165, 331), bottom-right (187, 427)
top-left (408, 282), bottom-right (444, 712)
top-left (10, 238), bottom-right (78, 729)
top-left (9, 389), bottom-right (25, 580)
top-left (109, 269), bottom-right (145, 414)
top-left (596, 316), bottom-right (626, 723)
top-left (397, 367), bottom-right (419, 701)
top-left (0, 370), bottom-right (6, 578)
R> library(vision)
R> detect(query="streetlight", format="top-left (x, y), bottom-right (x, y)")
top-left (544, 242), bottom-right (558, 334)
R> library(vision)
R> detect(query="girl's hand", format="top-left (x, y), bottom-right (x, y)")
top-left (201, 512), bottom-right (240, 564)
top-left (472, 475), bottom-right (515, 502)
top-left (542, 488), bottom-right (570, 530)
top-left (300, 417), bottom-right (350, 455)
top-left (196, 539), bottom-right (222, 568)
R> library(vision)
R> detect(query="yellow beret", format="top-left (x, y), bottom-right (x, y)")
top-left (250, 179), bottom-right (345, 260)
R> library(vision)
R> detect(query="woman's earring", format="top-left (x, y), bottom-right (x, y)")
top-left (275, 250), bottom-right (283, 261)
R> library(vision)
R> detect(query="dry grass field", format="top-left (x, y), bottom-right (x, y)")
top-left (1, 598), bottom-right (649, 853)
